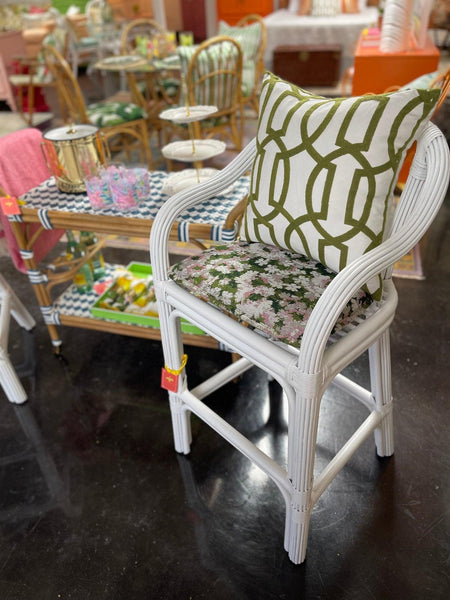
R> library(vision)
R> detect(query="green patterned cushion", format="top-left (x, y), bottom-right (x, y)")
top-left (241, 73), bottom-right (440, 300)
top-left (87, 101), bottom-right (146, 127)
top-left (169, 242), bottom-right (373, 348)
top-left (217, 20), bottom-right (261, 97)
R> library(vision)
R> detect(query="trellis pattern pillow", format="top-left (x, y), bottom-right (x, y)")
top-left (241, 73), bottom-right (440, 299)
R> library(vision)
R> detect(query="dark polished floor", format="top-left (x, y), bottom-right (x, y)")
top-left (1, 68), bottom-right (449, 599)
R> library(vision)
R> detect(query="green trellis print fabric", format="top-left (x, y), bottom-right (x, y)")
top-left (217, 20), bottom-right (261, 97)
top-left (169, 242), bottom-right (373, 348)
top-left (87, 102), bottom-right (146, 127)
top-left (241, 73), bottom-right (440, 300)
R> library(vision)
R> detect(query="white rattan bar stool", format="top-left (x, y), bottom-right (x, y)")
top-left (0, 273), bottom-right (36, 404)
top-left (150, 72), bottom-right (450, 564)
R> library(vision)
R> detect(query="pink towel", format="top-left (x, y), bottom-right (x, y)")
top-left (0, 128), bottom-right (64, 273)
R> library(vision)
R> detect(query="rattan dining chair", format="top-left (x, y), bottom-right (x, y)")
top-left (8, 27), bottom-right (67, 126)
top-left (167, 35), bottom-right (244, 151)
top-left (218, 13), bottom-right (267, 117)
top-left (42, 43), bottom-right (153, 168)
top-left (64, 11), bottom-right (100, 78)
top-left (120, 17), bottom-right (166, 55)
top-left (85, 0), bottom-right (121, 60)
top-left (150, 75), bottom-right (450, 564)
top-left (120, 18), bottom-right (180, 139)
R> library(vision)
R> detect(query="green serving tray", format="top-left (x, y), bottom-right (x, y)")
top-left (91, 262), bottom-right (205, 336)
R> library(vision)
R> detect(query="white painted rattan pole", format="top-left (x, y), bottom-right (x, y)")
top-left (332, 373), bottom-right (375, 412)
top-left (182, 388), bottom-right (291, 503)
top-left (190, 356), bottom-right (253, 400)
top-left (0, 288), bottom-right (11, 351)
top-left (0, 274), bottom-right (35, 331)
top-left (0, 351), bottom-right (28, 404)
top-left (311, 410), bottom-right (384, 504)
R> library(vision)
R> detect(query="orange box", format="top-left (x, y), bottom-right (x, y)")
top-left (352, 32), bottom-right (440, 96)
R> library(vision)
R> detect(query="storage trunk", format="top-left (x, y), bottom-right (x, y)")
top-left (272, 45), bottom-right (342, 87)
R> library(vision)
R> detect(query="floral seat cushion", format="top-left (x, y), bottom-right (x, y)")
top-left (87, 101), bottom-right (146, 127)
top-left (169, 242), bottom-right (374, 348)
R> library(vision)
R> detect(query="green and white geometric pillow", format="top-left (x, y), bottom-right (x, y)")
top-left (217, 20), bottom-right (261, 97)
top-left (241, 72), bottom-right (440, 300)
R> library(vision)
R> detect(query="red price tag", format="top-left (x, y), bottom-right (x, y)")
top-left (161, 368), bottom-right (179, 392)
top-left (0, 196), bottom-right (21, 215)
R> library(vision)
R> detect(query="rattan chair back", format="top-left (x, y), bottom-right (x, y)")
top-left (235, 14), bottom-right (267, 115)
top-left (120, 18), bottom-right (166, 55)
top-left (182, 35), bottom-right (243, 151)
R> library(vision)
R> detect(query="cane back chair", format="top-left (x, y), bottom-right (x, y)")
top-left (120, 18), bottom-right (180, 140)
top-left (150, 74), bottom-right (450, 563)
top-left (120, 17), bottom-right (166, 53)
top-left (218, 14), bottom-right (267, 117)
top-left (42, 43), bottom-right (153, 168)
top-left (8, 27), bottom-right (67, 126)
top-left (165, 36), bottom-right (244, 152)
top-left (64, 11), bottom-right (100, 78)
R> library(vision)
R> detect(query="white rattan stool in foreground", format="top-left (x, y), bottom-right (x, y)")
top-left (150, 77), bottom-right (450, 563)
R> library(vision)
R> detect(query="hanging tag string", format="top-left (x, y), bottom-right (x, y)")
top-left (164, 354), bottom-right (188, 375)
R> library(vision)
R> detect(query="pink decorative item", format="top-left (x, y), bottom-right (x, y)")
top-left (84, 165), bottom-right (150, 212)
top-left (84, 169), bottom-right (113, 210)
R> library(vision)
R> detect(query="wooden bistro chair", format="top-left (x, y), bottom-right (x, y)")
top-left (8, 28), bottom-right (67, 126)
top-left (218, 13), bottom-right (267, 117)
top-left (42, 44), bottom-right (153, 168)
top-left (168, 36), bottom-right (244, 152)
top-left (120, 18), bottom-right (167, 55)
top-left (64, 11), bottom-right (100, 78)
top-left (120, 18), bottom-right (180, 140)
top-left (149, 75), bottom-right (449, 564)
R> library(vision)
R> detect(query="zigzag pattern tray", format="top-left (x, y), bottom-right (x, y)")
top-left (20, 172), bottom-right (250, 231)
